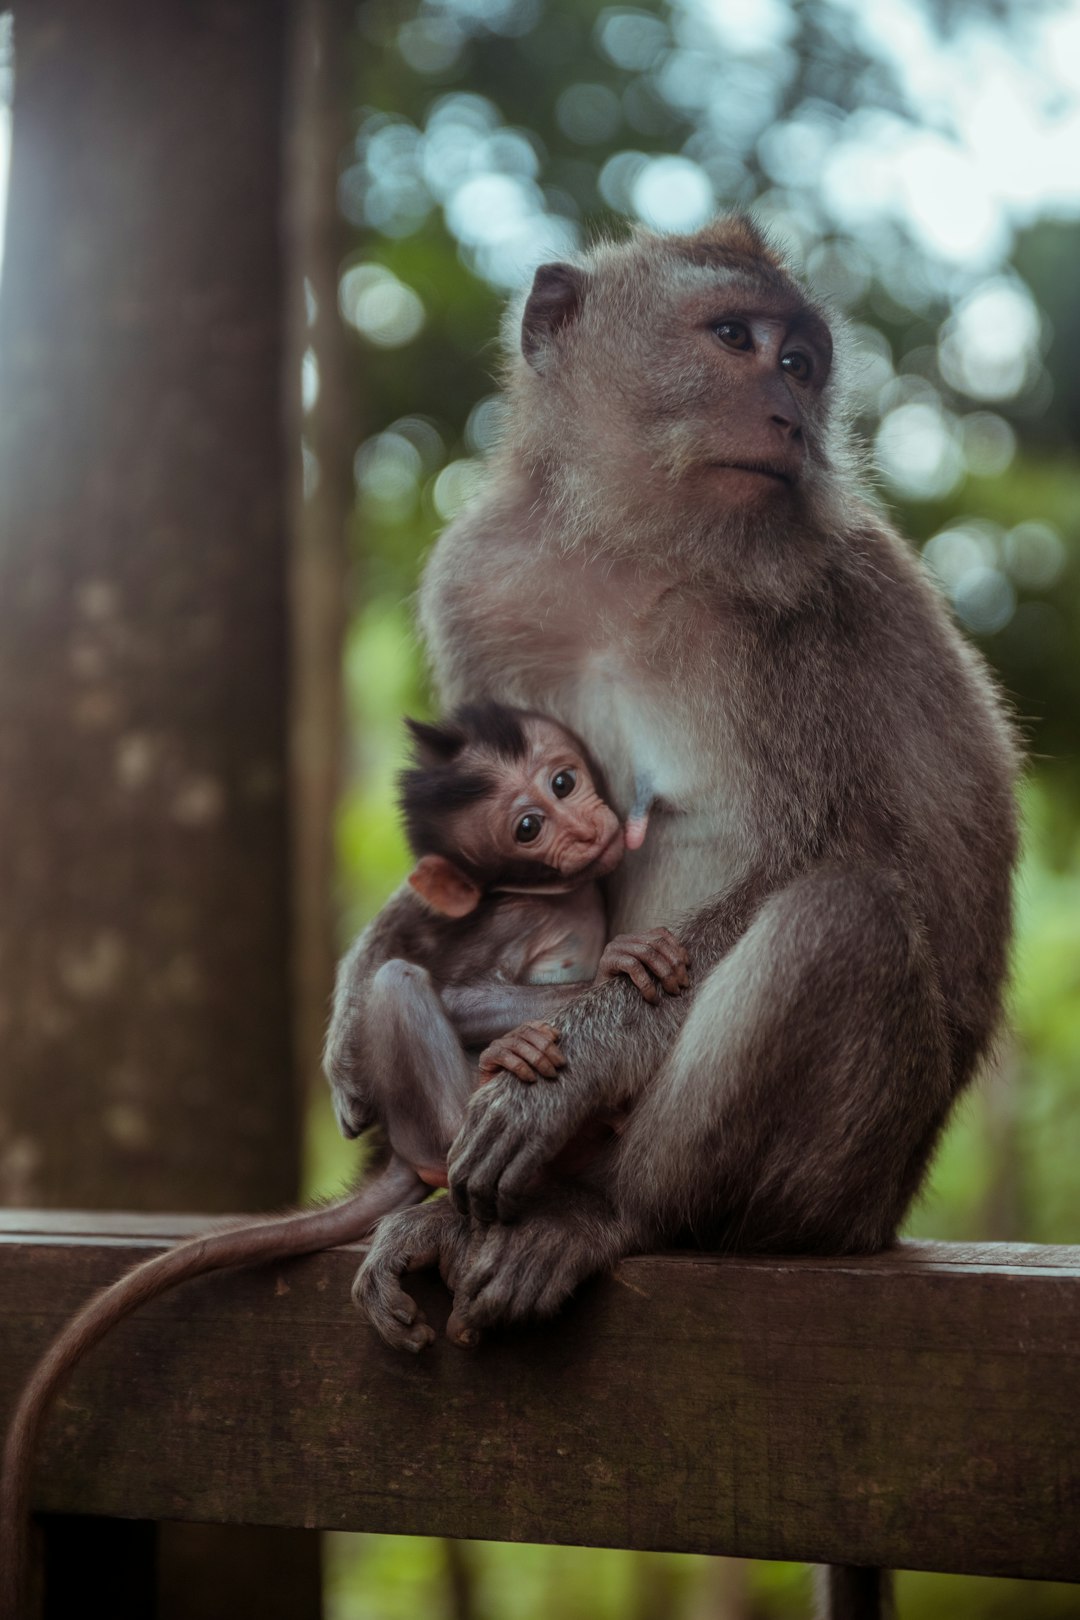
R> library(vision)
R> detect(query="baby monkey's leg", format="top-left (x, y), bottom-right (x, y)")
top-left (366, 959), bottom-right (475, 1185)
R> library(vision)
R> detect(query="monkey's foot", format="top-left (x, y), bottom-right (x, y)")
top-left (448, 1186), bottom-right (628, 1334)
top-left (352, 1199), bottom-right (469, 1352)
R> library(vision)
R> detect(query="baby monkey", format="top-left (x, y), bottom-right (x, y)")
top-left (349, 699), bottom-right (689, 1192)
top-left (0, 701), bottom-right (686, 1614)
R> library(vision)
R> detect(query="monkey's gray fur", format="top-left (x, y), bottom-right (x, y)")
top-left (333, 215), bottom-right (1019, 1351)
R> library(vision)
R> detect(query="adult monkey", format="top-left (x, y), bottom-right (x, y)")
top-left (338, 214), bottom-right (1018, 1352)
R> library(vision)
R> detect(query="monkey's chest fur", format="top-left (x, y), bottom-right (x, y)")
top-left (472, 558), bottom-right (754, 933)
top-left (496, 887), bottom-right (608, 986)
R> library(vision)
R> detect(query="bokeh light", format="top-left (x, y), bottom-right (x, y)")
top-left (339, 262), bottom-right (426, 347)
top-left (630, 152), bottom-right (714, 230)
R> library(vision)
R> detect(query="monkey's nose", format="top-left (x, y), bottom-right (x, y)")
top-left (761, 374), bottom-right (805, 445)
top-left (769, 410), bottom-right (802, 443)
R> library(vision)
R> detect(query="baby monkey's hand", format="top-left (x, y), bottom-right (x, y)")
top-left (595, 927), bottom-right (689, 1004)
top-left (478, 1021), bottom-right (566, 1085)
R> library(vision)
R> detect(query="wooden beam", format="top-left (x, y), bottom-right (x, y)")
top-left (0, 0), bottom-right (298, 1214)
top-left (0, 2), bottom-right (321, 1608)
top-left (3, 1217), bottom-right (1078, 1582)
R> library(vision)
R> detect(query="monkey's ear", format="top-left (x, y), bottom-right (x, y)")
top-left (404, 715), bottom-right (466, 766)
top-left (521, 262), bottom-right (587, 372)
top-left (408, 855), bottom-right (483, 918)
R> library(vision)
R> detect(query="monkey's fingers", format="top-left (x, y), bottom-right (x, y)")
top-left (508, 1050), bottom-right (559, 1081)
top-left (454, 1159), bottom-right (499, 1226)
top-left (628, 938), bottom-right (688, 995)
top-left (449, 1080), bottom-right (555, 1223)
top-left (450, 1135), bottom-right (512, 1225)
top-left (623, 929), bottom-right (687, 970)
top-left (608, 933), bottom-right (688, 995)
top-left (479, 1042), bottom-right (543, 1084)
top-left (457, 1140), bottom-right (542, 1227)
top-left (647, 928), bottom-right (691, 987)
top-left (502, 1029), bottom-right (564, 1079)
top-left (600, 949), bottom-right (660, 1003)
top-left (516, 1021), bottom-right (566, 1065)
top-left (493, 1143), bottom-right (549, 1223)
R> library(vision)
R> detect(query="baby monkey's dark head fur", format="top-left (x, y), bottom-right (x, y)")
top-left (399, 701), bottom-right (622, 915)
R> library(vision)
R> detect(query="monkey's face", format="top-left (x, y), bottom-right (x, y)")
top-left (509, 219), bottom-right (849, 578)
top-left (650, 285), bottom-right (833, 500)
top-left (455, 717), bottom-right (624, 891)
top-left (562, 268), bottom-right (831, 509)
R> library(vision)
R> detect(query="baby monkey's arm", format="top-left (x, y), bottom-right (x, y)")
top-left (440, 979), bottom-right (593, 1049)
top-left (478, 929), bottom-right (690, 1082)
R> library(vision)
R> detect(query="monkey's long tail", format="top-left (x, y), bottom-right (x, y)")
top-left (0, 1155), bottom-right (426, 1620)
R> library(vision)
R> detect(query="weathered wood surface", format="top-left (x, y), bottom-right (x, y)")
top-left (3, 1216), bottom-right (1078, 1582)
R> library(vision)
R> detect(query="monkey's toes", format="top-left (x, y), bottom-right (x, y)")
top-left (352, 1259), bottom-right (436, 1352)
top-left (445, 1307), bottom-right (480, 1348)
top-left (455, 1250), bottom-right (550, 1328)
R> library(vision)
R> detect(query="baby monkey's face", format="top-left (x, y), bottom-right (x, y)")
top-left (457, 716), bottom-right (625, 886)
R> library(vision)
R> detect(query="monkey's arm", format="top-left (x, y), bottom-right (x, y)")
top-left (439, 979), bottom-right (592, 1047)
top-left (447, 977), bottom-right (684, 1222)
top-left (447, 879), bottom-right (765, 1223)
top-left (440, 922), bottom-right (689, 1046)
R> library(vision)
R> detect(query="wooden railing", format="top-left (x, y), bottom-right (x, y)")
top-left (2, 1212), bottom-right (1078, 1616)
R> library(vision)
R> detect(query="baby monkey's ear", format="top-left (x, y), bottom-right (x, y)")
top-left (408, 854), bottom-right (483, 918)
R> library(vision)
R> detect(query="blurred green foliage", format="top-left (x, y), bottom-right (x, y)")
top-left (309, 0), bottom-right (1080, 1612)
top-left (323, 1532), bottom-right (1080, 1619)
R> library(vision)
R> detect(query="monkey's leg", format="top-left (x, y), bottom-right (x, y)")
top-left (614, 867), bottom-right (952, 1254)
top-left (365, 959), bottom-right (475, 1184)
top-left (446, 868), bottom-right (951, 1337)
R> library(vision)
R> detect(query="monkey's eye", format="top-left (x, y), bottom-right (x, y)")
top-left (712, 320), bottom-right (752, 351)
top-left (551, 769), bottom-right (576, 799)
top-left (781, 350), bottom-right (813, 383)
top-left (515, 814), bottom-right (543, 844)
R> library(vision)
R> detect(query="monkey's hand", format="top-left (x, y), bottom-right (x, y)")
top-left (594, 928), bottom-right (689, 1004)
top-left (448, 1065), bottom-right (596, 1224)
top-left (477, 1022), bottom-right (565, 1085)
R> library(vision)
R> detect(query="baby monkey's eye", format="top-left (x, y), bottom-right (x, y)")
top-left (551, 770), bottom-right (576, 798)
top-left (516, 814), bottom-right (543, 844)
